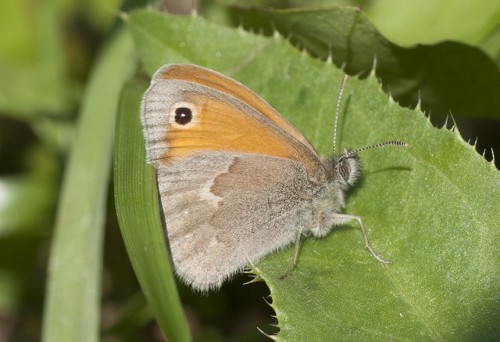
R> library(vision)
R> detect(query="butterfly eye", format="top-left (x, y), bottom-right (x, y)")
top-left (338, 162), bottom-right (350, 181)
top-left (175, 107), bottom-right (192, 125)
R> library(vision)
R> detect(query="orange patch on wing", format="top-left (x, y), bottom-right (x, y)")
top-left (164, 96), bottom-right (299, 163)
top-left (157, 64), bottom-right (318, 155)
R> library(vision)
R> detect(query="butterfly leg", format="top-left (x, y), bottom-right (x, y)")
top-left (334, 214), bottom-right (392, 264)
top-left (279, 228), bottom-right (303, 280)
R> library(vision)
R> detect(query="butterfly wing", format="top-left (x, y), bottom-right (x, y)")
top-left (158, 152), bottom-right (316, 291)
top-left (155, 64), bottom-right (319, 154)
top-left (141, 64), bottom-right (324, 175)
top-left (141, 64), bottom-right (328, 290)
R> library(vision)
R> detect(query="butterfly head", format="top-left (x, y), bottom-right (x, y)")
top-left (328, 75), bottom-right (407, 189)
top-left (326, 149), bottom-right (361, 190)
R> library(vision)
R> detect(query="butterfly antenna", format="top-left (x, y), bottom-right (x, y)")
top-left (333, 75), bottom-right (348, 155)
top-left (344, 140), bottom-right (409, 158)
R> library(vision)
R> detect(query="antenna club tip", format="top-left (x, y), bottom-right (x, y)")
top-left (388, 140), bottom-right (408, 148)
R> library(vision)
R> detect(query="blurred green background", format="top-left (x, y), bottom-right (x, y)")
top-left (0, 0), bottom-right (498, 341)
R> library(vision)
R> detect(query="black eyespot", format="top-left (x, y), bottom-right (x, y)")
top-left (174, 107), bottom-right (192, 125)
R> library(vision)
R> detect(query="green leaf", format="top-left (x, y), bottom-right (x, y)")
top-left (41, 27), bottom-right (136, 342)
top-left (127, 9), bottom-right (500, 340)
top-left (207, 0), bottom-right (500, 51)
top-left (226, 5), bottom-right (500, 120)
top-left (114, 80), bottom-right (191, 342)
top-left (363, 0), bottom-right (500, 47)
top-left (258, 77), bottom-right (500, 340)
top-left (0, 0), bottom-right (75, 118)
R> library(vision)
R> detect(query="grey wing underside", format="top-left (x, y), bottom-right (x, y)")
top-left (157, 152), bottom-right (315, 291)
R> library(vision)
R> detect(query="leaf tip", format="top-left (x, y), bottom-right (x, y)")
top-left (326, 52), bottom-right (333, 65)
top-left (273, 29), bottom-right (281, 40)
top-left (470, 136), bottom-right (479, 148)
top-left (262, 294), bottom-right (273, 308)
top-left (385, 87), bottom-right (396, 104)
top-left (414, 93), bottom-right (422, 112)
top-left (257, 326), bottom-right (277, 340)
top-left (244, 260), bottom-right (264, 284)
top-left (447, 114), bottom-right (466, 141)
top-left (425, 110), bottom-right (433, 125)
top-left (490, 148), bottom-right (497, 169)
top-left (370, 54), bottom-right (378, 76)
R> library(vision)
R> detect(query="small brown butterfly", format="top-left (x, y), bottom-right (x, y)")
top-left (141, 64), bottom-right (406, 291)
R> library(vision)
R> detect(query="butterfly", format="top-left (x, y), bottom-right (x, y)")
top-left (141, 64), bottom-right (406, 291)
